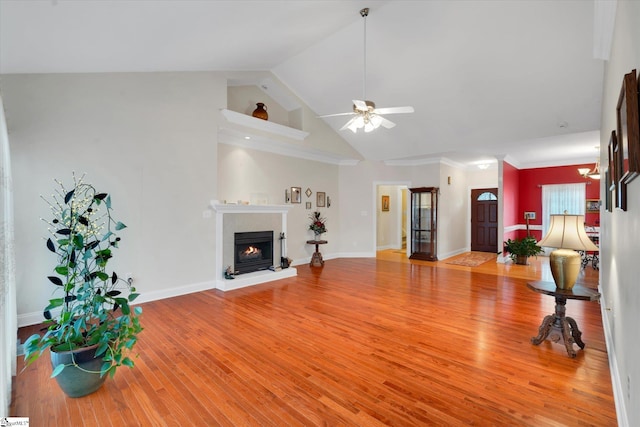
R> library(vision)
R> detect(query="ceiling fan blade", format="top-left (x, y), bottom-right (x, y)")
top-left (379, 116), bottom-right (396, 129)
top-left (374, 106), bottom-right (414, 115)
top-left (353, 100), bottom-right (368, 111)
top-left (340, 116), bottom-right (358, 131)
top-left (317, 112), bottom-right (356, 118)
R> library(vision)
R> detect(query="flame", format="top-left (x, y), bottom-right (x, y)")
top-left (244, 246), bottom-right (260, 255)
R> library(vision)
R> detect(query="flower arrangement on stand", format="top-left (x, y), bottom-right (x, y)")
top-left (308, 211), bottom-right (327, 238)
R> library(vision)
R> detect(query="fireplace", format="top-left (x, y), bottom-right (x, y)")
top-left (234, 231), bottom-right (274, 274)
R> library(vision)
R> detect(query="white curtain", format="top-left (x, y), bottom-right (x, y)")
top-left (541, 183), bottom-right (586, 238)
top-left (0, 93), bottom-right (17, 416)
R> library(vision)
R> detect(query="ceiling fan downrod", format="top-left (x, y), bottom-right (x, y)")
top-left (360, 7), bottom-right (369, 103)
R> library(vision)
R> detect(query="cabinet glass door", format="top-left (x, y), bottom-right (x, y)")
top-left (409, 187), bottom-right (438, 261)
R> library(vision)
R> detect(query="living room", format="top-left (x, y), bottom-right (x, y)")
top-left (1, 1), bottom-right (639, 425)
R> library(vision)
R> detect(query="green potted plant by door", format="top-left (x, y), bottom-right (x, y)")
top-left (504, 236), bottom-right (543, 265)
top-left (23, 174), bottom-right (143, 397)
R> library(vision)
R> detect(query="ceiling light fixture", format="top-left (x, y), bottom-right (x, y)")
top-left (317, 7), bottom-right (414, 132)
top-left (578, 161), bottom-right (600, 180)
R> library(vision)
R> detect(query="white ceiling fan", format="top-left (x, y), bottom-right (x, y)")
top-left (319, 7), bottom-right (414, 133)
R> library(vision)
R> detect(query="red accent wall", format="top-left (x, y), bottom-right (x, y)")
top-left (517, 164), bottom-right (600, 240)
top-left (503, 161), bottom-right (520, 243)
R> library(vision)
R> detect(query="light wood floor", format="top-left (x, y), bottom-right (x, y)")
top-left (11, 251), bottom-right (616, 426)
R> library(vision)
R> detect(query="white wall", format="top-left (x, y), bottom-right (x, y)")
top-left (599, 1), bottom-right (640, 425)
top-left (2, 72), bottom-right (224, 323)
top-left (217, 143), bottom-right (339, 262)
top-left (337, 159), bottom-right (492, 260)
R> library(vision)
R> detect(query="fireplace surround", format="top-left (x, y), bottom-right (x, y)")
top-left (212, 203), bottom-right (296, 291)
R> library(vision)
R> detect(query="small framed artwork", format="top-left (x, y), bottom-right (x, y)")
top-left (381, 195), bottom-right (390, 212)
top-left (608, 131), bottom-right (617, 192)
top-left (305, 188), bottom-right (312, 198)
top-left (291, 187), bottom-right (301, 204)
top-left (284, 189), bottom-right (290, 203)
top-left (327, 196), bottom-right (331, 207)
top-left (605, 169), bottom-right (612, 212)
top-left (616, 69), bottom-right (640, 184)
top-left (316, 191), bottom-right (326, 207)
top-left (613, 131), bottom-right (627, 210)
top-left (585, 199), bottom-right (600, 212)
top-left (305, 202), bottom-right (312, 209)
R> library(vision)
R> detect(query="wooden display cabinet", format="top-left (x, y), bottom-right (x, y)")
top-left (409, 187), bottom-right (438, 261)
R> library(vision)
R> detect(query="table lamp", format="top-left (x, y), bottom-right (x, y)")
top-left (537, 214), bottom-right (599, 290)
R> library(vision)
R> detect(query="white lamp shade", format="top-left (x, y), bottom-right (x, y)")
top-left (538, 214), bottom-right (599, 251)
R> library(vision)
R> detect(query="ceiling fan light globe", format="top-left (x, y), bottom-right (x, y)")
top-left (347, 121), bottom-right (360, 133)
top-left (370, 115), bottom-right (383, 128)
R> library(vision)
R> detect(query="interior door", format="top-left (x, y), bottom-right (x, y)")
top-left (471, 188), bottom-right (498, 253)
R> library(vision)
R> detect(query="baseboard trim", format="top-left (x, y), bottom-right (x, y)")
top-left (599, 286), bottom-right (629, 427)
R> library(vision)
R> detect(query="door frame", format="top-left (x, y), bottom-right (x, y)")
top-left (373, 181), bottom-right (411, 255)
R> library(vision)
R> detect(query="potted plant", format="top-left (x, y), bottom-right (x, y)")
top-left (23, 175), bottom-right (143, 397)
top-left (504, 236), bottom-right (543, 265)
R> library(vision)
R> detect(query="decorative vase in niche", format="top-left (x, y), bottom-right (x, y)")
top-left (314, 232), bottom-right (323, 241)
top-left (252, 103), bottom-right (268, 120)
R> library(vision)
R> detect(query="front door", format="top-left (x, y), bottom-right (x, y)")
top-left (471, 188), bottom-right (498, 253)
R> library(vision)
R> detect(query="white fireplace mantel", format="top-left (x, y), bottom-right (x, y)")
top-left (212, 203), bottom-right (297, 291)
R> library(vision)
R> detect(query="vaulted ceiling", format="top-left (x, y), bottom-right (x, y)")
top-left (0, 0), bottom-right (609, 168)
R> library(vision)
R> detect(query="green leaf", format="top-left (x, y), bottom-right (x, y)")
top-left (95, 342), bottom-right (109, 358)
top-left (96, 272), bottom-right (109, 281)
top-left (55, 266), bottom-right (69, 276)
top-left (46, 238), bottom-right (56, 252)
top-left (134, 306), bottom-right (143, 315)
top-left (73, 234), bottom-right (84, 249)
top-left (122, 357), bottom-right (135, 368)
top-left (111, 272), bottom-right (118, 285)
top-left (94, 193), bottom-right (108, 201)
top-left (51, 363), bottom-right (66, 378)
top-left (128, 293), bottom-right (140, 302)
top-left (105, 195), bottom-right (112, 209)
top-left (64, 190), bottom-right (75, 204)
top-left (115, 222), bottom-right (127, 230)
top-left (78, 216), bottom-right (89, 226)
top-left (44, 298), bottom-right (63, 312)
top-left (56, 228), bottom-right (71, 236)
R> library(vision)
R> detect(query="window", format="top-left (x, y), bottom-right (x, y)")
top-left (477, 192), bottom-right (497, 201)
top-left (541, 183), bottom-right (586, 238)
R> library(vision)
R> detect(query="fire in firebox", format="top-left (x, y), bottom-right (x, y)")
top-left (240, 246), bottom-right (262, 260)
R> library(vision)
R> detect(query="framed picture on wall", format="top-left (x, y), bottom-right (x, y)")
top-left (616, 69), bottom-right (640, 184)
top-left (605, 169), bottom-right (612, 212)
top-left (586, 199), bottom-right (600, 213)
top-left (613, 130), bottom-right (627, 211)
top-left (316, 191), bottom-right (326, 207)
top-left (608, 131), bottom-right (616, 191)
top-left (291, 187), bottom-right (301, 204)
top-left (381, 195), bottom-right (390, 212)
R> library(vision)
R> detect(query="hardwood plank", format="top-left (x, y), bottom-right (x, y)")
top-left (11, 253), bottom-right (616, 426)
